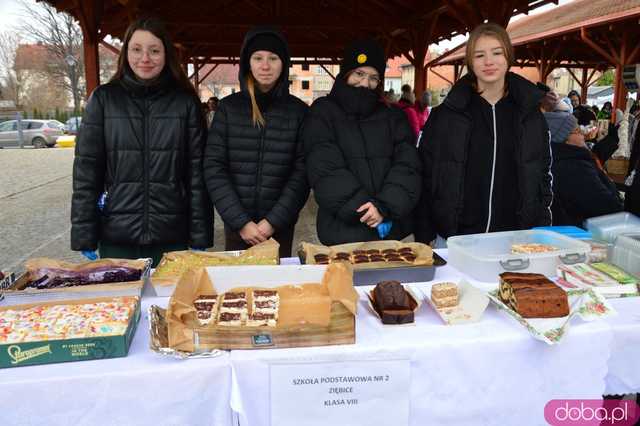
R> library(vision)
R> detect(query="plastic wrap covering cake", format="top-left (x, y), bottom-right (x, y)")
top-left (23, 259), bottom-right (143, 289)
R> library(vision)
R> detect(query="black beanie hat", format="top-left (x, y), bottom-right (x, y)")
top-left (341, 38), bottom-right (386, 79)
top-left (245, 33), bottom-right (287, 63)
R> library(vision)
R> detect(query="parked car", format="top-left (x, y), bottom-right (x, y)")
top-left (63, 116), bottom-right (83, 135)
top-left (0, 119), bottom-right (65, 148)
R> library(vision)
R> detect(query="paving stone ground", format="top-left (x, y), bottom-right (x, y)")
top-left (0, 147), bottom-right (320, 273)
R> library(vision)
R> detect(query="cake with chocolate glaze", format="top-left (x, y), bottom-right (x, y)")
top-left (372, 280), bottom-right (414, 324)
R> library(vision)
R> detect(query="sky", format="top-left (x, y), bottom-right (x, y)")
top-left (0, 0), bottom-right (28, 32)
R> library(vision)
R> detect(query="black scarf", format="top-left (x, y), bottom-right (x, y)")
top-left (329, 75), bottom-right (380, 118)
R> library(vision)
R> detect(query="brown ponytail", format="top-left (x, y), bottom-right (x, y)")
top-left (246, 74), bottom-right (266, 127)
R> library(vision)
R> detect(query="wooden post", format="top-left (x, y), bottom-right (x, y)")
top-left (76, 0), bottom-right (103, 98)
top-left (613, 35), bottom-right (629, 111)
top-left (193, 57), bottom-right (200, 95)
top-left (580, 68), bottom-right (589, 103)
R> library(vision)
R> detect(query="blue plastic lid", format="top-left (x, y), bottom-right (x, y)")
top-left (533, 226), bottom-right (592, 239)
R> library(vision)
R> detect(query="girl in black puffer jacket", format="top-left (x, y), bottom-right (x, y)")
top-left (71, 18), bottom-right (212, 266)
top-left (303, 39), bottom-right (422, 245)
top-left (204, 28), bottom-right (309, 257)
top-left (415, 23), bottom-right (552, 243)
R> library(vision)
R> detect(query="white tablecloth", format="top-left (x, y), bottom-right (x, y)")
top-left (0, 296), bottom-right (234, 426)
top-left (0, 250), bottom-right (638, 426)
top-left (229, 256), bottom-right (617, 426)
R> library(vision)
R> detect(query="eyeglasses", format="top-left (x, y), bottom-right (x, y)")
top-left (128, 46), bottom-right (163, 60)
top-left (352, 70), bottom-right (381, 86)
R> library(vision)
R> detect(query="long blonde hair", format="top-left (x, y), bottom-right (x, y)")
top-left (246, 74), bottom-right (266, 127)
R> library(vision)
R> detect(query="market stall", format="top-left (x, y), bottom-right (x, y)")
top-left (1, 243), bottom-right (639, 426)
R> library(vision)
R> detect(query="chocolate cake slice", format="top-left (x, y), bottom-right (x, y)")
top-left (499, 272), bottom-right (569, 318)
top-left (372, 280), bottom-right (414, 324)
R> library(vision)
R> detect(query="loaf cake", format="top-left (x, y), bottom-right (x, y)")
top-left (372, 280), bottom-right (414, 324)
top-left (431, 282), bottom-right (459, 308)
top-left (499, 273), bottom-right (569, 318)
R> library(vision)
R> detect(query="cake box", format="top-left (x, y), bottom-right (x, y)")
top-left (0, 296), bottom-right (141, 368)
top-left (165, 263), bottom-right (358, 352)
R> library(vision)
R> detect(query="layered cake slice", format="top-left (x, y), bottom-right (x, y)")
top-left (217, 311), bottom-right (243, 327)
top-left (431, 282), bottom-right (459, 308)
top-left (193, 294), bottom-right (218, 326)
top-left (251, 289), bottom-right (280, 320)
top-left (246, 312), bottom-right (277, 327)
top-left (499, 273), bottom-right (569, 318)
top-left (372, 280), bottom-right (414, 324)
top-left (219, 292), bottom-right (248, 323)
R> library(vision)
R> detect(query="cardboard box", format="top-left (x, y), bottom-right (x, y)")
top-left (166, 263), bottom-right (358, 351)
top-left (0, 296), bottom-right (140, 368)
top-left (0, 259), bottom-right (150, 306)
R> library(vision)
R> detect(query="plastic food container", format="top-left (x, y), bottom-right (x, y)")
top-left (585, 212), bottom-right (640, 243)
top-left (611, 234), bottom-right (640, 276)
top-left (447, 230), bottom-right (591, 282)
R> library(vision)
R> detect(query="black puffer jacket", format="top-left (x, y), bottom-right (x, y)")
top-left (71, 69), bottom-right (213, 250)
top-left (415, 72), bottom-right (553, 241)
top-left (303, 77), bottom-right (422, 245)
top-left (551, 143), bottom-right (623, 226)
top-left (204, 28), bottom-right (309, 232)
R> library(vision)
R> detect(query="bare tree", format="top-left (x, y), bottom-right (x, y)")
top-left (18, 0), bottom-right (84, 112)
top-left (0, 30), bottom-right (27, 106)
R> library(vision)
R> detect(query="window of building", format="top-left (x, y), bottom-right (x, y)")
top-left (302, 64), bottom-right (309, 71)
top-left (302, 80), bottom-right (310, 90)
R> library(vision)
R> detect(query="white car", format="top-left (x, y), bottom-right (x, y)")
top-left (0, 119), bottom-right (65, 148)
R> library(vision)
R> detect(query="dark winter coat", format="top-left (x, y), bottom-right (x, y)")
top-left (551, 143), bottom-right (623, 225)
top-left (203, 28), bottom-right (309, 232)
top-left (71, 69), bottom-right (213, 251)
top-left (303, 76), bottom-right (422, 245)
top-left (415, 72), bottom-right (553, 242)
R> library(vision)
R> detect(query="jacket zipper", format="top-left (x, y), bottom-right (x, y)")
top-left (143, 99), bottom-right (150, 243)
top-left (254, 124), bottom-right (267, 216)
top-left (485, 104), bottom-right (497, 233)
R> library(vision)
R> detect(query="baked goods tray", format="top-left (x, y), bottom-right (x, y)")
top-left (298, 251), bottom-right (446, 286)
top-left (148, 305), bottom-right (225, 359)
top-left (487, 288), bottom-right (615, 345)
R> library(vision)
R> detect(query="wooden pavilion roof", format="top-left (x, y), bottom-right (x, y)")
top-left (40, 0), bottom-right (557, 63)
top-left (432, 0), bottom-right (640, 69)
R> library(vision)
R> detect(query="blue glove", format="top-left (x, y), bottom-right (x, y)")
top-left (377, 220), bottom-right (393, 239)
top-left (81, 250), bottom-right (98, 261)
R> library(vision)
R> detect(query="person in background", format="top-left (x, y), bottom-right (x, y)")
top-left (204, 27), bottom-right (309, 258)
top-left (303, 38), bottom-right (421, 245)
top-left (598, 101), bottom-right (613, 120)
top-left (591, 105), bottom-right (600, 118)
top-left (415, 23), bottom-right (552, 243)
top-left (592, 109), bottom-right (625, 164)
top-left (206, 96), bottom-right (219, 127)
top-left (396, 84), bottom-right (421, 141)
top-left (71, 17), bottom-right (213, 266)
top-left (545, 109), bottom-right (622, 225)
top-left (568, 89), bottom-right (596, 126)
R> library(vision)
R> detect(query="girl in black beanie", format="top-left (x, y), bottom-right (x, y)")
top-left (204, 27), bottom-right (309, 257)
top-left (303, 38), bottom-right (422, 245)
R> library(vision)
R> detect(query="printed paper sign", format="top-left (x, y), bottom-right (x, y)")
top-left (270, 359), bottom-right (410, 426)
